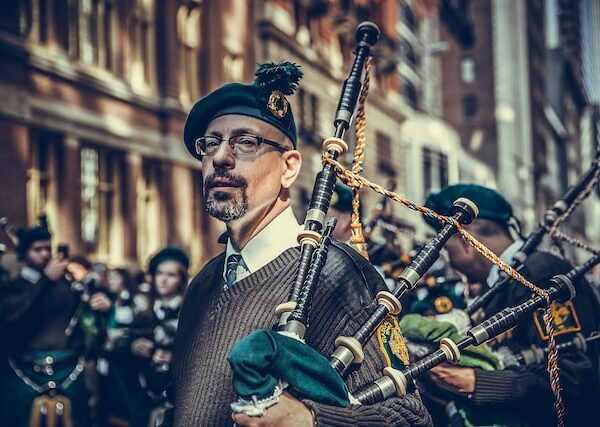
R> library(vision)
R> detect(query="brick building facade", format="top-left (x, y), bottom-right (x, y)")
top-left (1, 0), bottom-right (451, 271)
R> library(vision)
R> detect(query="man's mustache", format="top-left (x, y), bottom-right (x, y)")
top-left (204, 172), bottom-right (247, 191)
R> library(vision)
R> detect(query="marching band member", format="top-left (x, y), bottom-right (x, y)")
top-left (171, 62), bottom-right (431, 426)
top-left (130, 247), bottom-right (189, 427)
top-left (422, 184), bottom-right (600, 426)
top-left (0, 221), bottom-right (110, 427)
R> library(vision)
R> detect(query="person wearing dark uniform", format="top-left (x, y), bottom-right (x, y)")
top-left (0, 222), bottom-right (111, 427)
top-left (170, 62), bottom-right (432, 426)
top-left (422, 184), bottom-right (600, 427)
top-left (130, 247), bottom-right (188, 427)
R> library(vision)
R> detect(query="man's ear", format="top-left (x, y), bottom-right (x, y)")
top-left (281, 150), bottom-right (302, 189)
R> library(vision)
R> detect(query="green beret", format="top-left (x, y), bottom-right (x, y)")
top-left (183, 62), bottom-right (303, 161)
top-left (424, 183), bottom-right (512, 229)
top-left (148, 246), bottom-right (189, 276)
top-left (330, 183), bottom-right (353, 214)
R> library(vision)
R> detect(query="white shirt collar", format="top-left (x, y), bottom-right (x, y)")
top-left (223, 206), bottom-right (302, 283)
top-left (486, 239), bottom-right (524, 287)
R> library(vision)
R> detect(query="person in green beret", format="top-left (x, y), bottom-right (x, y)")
top-left (422, 184), bottom-right (600, 427)
top-left (171, 62), bottom-right (431, 426)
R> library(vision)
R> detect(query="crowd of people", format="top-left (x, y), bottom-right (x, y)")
top-left (0, 228), bottom-right (189, 427)
top-left (1, 58), bottom-right (599, 427)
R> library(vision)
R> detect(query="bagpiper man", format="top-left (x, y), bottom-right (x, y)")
top-left (422, 184), bottom-right (600, 426)
top-left (170, 62), bottom-right (432, 426)
top-left (0, 219), bottom-right (112, 427)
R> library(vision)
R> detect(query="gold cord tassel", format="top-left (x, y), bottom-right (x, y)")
top-left (348, 57), bottom-right (372, 260)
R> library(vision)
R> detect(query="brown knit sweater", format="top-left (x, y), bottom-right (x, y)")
top-left (171, 243), bottom-right (432, 426)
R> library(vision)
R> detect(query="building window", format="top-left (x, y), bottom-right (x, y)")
top-left (177, 1), bottom-right (202, 106)
top-left (130, 0), bottom-right (156, 92)
top-left (400, 0), bottom-right (417, 31)
top-left (223, 53), bottom-right (244, 82)
top-left (137, 158), bottom-right (162, 264)
top-left (401, 40), bottom-right (418, 69)
top-left (460, 57), bottom-right (475, 83)
top-left (81, 147), bottom-right (100, 248)
top-left (298, 88), bottom-right (321, 145)
top-left (78, 0), bottom-right (118, 70)
top-left (81, 146), bottom-right (122, 257)
top-left (376, 132), bottom-right (396, 177)
top-left (463, 94), bottom-right (478, 117)
top-left (402, 77), bottom-right (418, 109)
top-left (27, 132), bottom-right (58, 227)
top-left (103, 0), bottom-right (118, 71)
top-left (422, 147), bottom-right (448, 196)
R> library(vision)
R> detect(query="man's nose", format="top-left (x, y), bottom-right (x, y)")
top-left (211, 141), bottom-right (235, 169)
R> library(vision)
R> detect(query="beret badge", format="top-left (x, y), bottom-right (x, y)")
top-left (267, 90), bottom-right (289, 119)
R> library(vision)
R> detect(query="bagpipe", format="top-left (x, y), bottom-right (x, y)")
top-left (466, 153), bottom-right (600, 320)
top-left (227, 21), bottom-right (597, 427)
top-left (515, 332), bottom-right (600, 367)
top-left (352, 255), bottom-right (600, 404)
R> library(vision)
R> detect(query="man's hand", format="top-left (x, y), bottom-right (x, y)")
top-left (43, 257), bottom-right (69, 281)
top-left (131, 338), bottom-right (155, 358)
top-left (430, 364), bottom-right (476, 393)
top-left (232, 392), bottom-right (314, 427)
top-left (152, 349), bottom-right (172, 365)
top-left (89, 292), bottom-right (112, 312)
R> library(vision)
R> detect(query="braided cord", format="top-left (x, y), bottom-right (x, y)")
top-left (323, 154), bottom-right (567, 425)
top-left (549, 166), bottom-right (600, 235)
top-left (547, 229), bottom-right (600, 256)
top-left (348, 57), bottom-right (372, 259)
top-left (544, 307), bottom-right (565, 427)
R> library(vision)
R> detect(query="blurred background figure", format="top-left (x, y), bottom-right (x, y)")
top-left (0, 217), bottom-right (111, 427)
top-left (129, 247), bottom-right (189, 427)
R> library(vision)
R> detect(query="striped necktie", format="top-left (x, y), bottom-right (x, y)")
top-left (225, 254), bottom-right (248, 289)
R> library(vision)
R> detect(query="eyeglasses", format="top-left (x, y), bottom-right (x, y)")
top-left (194, 134), bottom-right (289, 158)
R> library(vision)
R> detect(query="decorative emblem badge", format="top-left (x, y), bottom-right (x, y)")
top-left (434, 296), bottom-right (453, 314)
top-left (533, 301), bottom-right (581, 340)
top-left (267, 90), bottom-right (289, 119)
top-left (377, 315), bottom-right (410, 369)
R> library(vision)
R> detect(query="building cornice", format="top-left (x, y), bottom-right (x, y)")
top-left (0, 80), bottom-right (198, 169)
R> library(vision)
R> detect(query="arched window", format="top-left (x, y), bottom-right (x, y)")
top-left (79, 0), bottom-right (118, 70)
top-left (178, 1), bottom-right (202, 106)
top-left (130, 0), bottom-right (156, 92)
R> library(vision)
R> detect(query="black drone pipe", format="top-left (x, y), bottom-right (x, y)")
top-left (284, 218), bottom-right (337, 336)
top-left (354, 273), bottom-right (576, 404)
top-left (329, 198), bottom-right (478, 376)
top-left (466, 158), bottom-right (600, 317)
top-left (517, 332), bottom-right (600, 366)
top-left (276, 22), bottom-right (380, 332)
